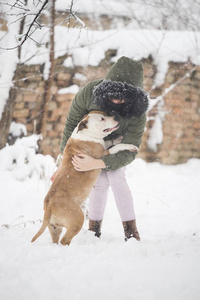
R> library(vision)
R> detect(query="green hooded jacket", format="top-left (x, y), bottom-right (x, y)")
top-left (60, 57), bottom-right (147, 171)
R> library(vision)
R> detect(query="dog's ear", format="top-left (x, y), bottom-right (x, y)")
top-left (77, 119), bottom-right (88, 133)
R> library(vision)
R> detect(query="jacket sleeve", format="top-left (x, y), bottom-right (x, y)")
top-left (60, 87), bottom-right (88, 153)
top-left (101, 113), bottom-right (147, 170)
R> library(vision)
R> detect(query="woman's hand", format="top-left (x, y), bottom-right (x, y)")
top-left (72, 154), bottom-right (106, 172)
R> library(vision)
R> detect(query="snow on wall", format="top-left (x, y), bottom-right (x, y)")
top-left (9, 121), bottom-right (27, 137)
top-left (147, 99), bottom-right (166, 152)
top-left (58, 85), bottom-right (79, 94)
top-left (1, 0), bottom-right (200, 121)
top-left (20, 27), bottom-right (200, 88)
top-left (2, 26), bottom-right (200, 151)
top-left (1, 0), bottom-right (200, 152)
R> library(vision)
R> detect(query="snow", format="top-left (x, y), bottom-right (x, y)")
top-left (147, 99), bottom-right (166, 152)
top-left (58, 84), bottom-right (80, 94)
top-left (0, 135), bottom-right (55, 181)
top-left (63, 56), bottom-right (74, 68)
top-left (55, 0), bottom-right (200, 32)
top-left (18, 27), bottom-right (200, 88)
top-left (9, 121), bottom-right (27, 137)
top-left (74, 73), bottom-right (87, 81)
top-left (147, 114), bottom-right (164, 152)
top-left (0, 5), bottom-right (200, 297)
top-left (56, 0), bottom-right (135, 17)
top-left (0, 138), bottom-right (200, 300)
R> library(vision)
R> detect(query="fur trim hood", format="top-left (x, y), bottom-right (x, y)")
top-left (93, 79), bottom-right (149, 118)
top-left (93, 56), bottom-right (149, 118)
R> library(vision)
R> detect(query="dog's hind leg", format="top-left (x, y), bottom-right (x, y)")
top-left (48, 224), bottom-right (63, 244)
top-left (60, 206), bottom-right (84, 246)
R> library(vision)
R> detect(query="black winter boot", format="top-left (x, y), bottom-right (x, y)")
top-left (89, 220), bottom-right (102, 238)
top-left (122, 220), bottom-right (140, 241)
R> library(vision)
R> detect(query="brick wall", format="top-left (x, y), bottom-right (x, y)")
top-left (12, 57), bottom-right (200, 164)
top-left (141, 62), bottom-right (200, 164)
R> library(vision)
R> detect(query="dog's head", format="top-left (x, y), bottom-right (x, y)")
top-left (77, 110), bottom-right (119, 138)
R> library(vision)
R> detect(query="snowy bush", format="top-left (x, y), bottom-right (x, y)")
top-left (9, 121), bottom-right (27, 137)
top-left (0, 134), bottom-right (55, 181)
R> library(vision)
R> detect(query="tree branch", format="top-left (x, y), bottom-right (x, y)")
top-left (148, 65), bottom-right (197, 112)
top-left (0, 0), bottom-right (50, 51)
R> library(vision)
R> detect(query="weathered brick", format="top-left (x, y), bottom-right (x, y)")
top-left (48, 130), bottom-right (58, 137)
top-left (23, 93), bottom-right (38, 102)
top-left (13, 109), bottom-right (30, 118)
top-left (193, 122), bottom-right (200, 129)
top-left (57, 73), bottom-right (72, 81)
top-left (57, 93), bottom-right (67, 102)
top-left (26, 124), bottom-right (34, 132)
top-left (50, 86), bottom-right (58, 95)
top-left (60, 101), bottom-right (72, 111)
top-left (55, 123), bottom-right (64, 133)
top-left (57, 93), bottom-right (74, 102)
top-left (47, 102), bottom-right (57, 111)
top-left (15, 102), bottom-right (24, 109)
top-left (44, 123), bottom-right (53, 131)
top-left (15, 94), bottom-right (24, 103)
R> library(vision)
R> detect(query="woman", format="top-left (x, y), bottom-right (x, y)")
top-left (60, 56), bottom-right (149, 241)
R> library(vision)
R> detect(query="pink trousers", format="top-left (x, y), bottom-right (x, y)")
top-left (89, 167), bottom-right (135, 222)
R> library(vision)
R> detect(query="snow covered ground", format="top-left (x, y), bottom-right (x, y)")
top-left (0, 140), bottom-right (200, 300)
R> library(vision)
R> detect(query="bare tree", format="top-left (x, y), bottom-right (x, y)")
top-left (38, 0), bottom-right (55, 152)
top-left (0, 0), bottom-right (50, 149)
top-left (0, 0), bottom-right (86, 150)
top-left (0, 0), bottom-right (50, 51)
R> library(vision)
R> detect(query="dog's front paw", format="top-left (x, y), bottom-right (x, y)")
top-left (108, 143), bottom-right (139, 154)
top-left (125, 144), bottom-right (139, 152)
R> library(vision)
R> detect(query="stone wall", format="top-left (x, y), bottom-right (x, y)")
top-left (12, 55), bottom-right (200, 164)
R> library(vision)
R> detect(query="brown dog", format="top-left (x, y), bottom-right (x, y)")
top-left (31, 111), bottom-right (138, 246)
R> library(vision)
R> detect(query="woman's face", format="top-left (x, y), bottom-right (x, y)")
top-left (110, 99), bottom-right (125, 104)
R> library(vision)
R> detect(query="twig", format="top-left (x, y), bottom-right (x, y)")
top-left (148, 65), bottom-right (197, 111)
top-left (63, 0), bottom-right (86, 29)
top-left (0, 1), bottom-right (29, 11)
top-left (0, 0), bottom-right (50, 50)
top-left (2, 216), bottom-right (42, 229)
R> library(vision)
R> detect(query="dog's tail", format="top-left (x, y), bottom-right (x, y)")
top-left (31, 207), bottom-right (51, 243)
